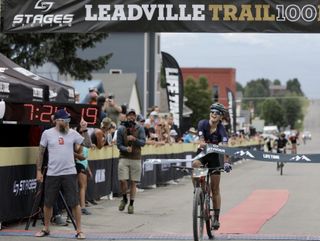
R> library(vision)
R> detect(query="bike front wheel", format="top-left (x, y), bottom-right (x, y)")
top-left (193, 187), bottom-right (204, 241)
top-left (204, 192), bottom-right (213, 240)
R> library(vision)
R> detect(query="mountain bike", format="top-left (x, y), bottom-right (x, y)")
top-left (172, 165), bottom-right (223, 241)
top-left (277, 148), bottom-right (285, 176)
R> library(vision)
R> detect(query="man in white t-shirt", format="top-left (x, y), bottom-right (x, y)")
top-left (35, 109), bottom-right (86, 239)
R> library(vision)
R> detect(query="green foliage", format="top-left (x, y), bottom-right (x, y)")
top-left (280, 93), bottom-right (304, 129)
top-left (286, 78), bottom-right (304, 96)
top-left (242, 78), bottom-right (305, 129)
top-left (236, 82), bottom-right (244, 92)
top-left (184, 76), bottom-right (212, 127)
top-left (243, 78), bottom-right (271, 116)
top-left (273, 79), bottom-right (281, 85)
top-left (0, 33), bottom-right (112, 80)
top-left (261, 99), bottom-right (286, 127)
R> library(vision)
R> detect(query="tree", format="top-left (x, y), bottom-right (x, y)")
top-left (236, 82), bottom-right (244, 93)
top-left (280, 93), bottom-right (304, 129)
top-left (243, 78), bottom-right (271, 116)
top-left (184, 77), bottom-right (212, 127)
top-left (0, 33), bottom-right (112, 80)
top-left (273, 79), bottom-right (281, 85)
top-left (261, 99), bottom-right (286, 127)
top-left (286, 78), bottom-right (304, 96)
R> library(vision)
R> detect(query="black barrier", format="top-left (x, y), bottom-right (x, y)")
top-left (86, 159), bottom-right (113, 201)
top-left (0, 165), bottom-right (36, 221)
top-left (140, 155), bottom-right (157, 189)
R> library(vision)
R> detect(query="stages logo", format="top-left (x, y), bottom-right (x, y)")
top-left (12, 0), bottom-right (74, 27)
top-left (13, 179), bottom-right (37, 196)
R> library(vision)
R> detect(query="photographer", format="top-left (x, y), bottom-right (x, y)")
top-left (117, 109), bottom-right (146, 214)
top-left (103, 93), bottom-right (122, 125)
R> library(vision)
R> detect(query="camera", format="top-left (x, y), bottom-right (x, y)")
top-left (120, 120), bottom-right (135, 129)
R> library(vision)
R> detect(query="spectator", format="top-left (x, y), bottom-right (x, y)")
top-left (117, 108), bottom-right (146, 214)
top-left (35, 109), bottom-right (85, 239)
top-left (183, 127), bottom-right (199, 143)
top-left (145, 111), bottom-right (158, 128)
top-left (91, 117), bottom-right (112, 149)
top-left (75, 126), bottom-right (93, 216)
top-left (156, 119), bottom-right (170, 143)
top-left (169, 129), bottom-right (178, 143)
top-left (88, 88), bottom-right (99, 105)
top-left (167, 113), bottom-right (181, 142)
top-left (103, 93), bottom-right (122, 125)
top-left (97, 94), bottom-right (108, 120)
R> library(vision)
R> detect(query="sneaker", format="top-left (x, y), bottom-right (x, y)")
top-left (118, 200), bottom-right (127, 211)
top-left (81, 208), bottom-right (91, 215)
top-left (52, 214), bottom-right (67, 226)
top-left (212, 220), bottom-right (220, 230)
top-left (128, 205), bottom-right (134, 214)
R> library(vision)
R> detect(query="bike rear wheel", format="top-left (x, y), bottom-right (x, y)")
top-left (193, 187), bottom-right (204, 241)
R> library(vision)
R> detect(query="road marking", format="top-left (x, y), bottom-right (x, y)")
top-left (218, 189), bottom-right (289, 234)
top-left (2, 230), bottom-right (320, 240)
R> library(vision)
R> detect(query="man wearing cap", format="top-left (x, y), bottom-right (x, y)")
top-left (117, 108), bottom-right (146, 214)
top-left (35, 109), bottom-right (86, 239)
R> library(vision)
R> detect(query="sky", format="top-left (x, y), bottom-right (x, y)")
top-left (161, 33), bottom-right (320, 99)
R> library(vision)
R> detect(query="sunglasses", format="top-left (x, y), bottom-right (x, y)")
top-left (56, 118), bottom-right (71, 123)
top-left (210, 110), bottom-right (222, 116)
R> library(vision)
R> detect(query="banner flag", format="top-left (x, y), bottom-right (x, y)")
top-left (4, 1), bottom-right (320, 33)
top-left (161, 52), bottom-right (184, 128)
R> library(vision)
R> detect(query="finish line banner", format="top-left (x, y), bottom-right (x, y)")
top-left (4, 1), bottom-right (320, 33)
top-left (144, 144), bottom-right (320, 165)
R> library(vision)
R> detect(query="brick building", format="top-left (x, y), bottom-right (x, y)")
top-left (181, 67), bottom-right (236, 107)
top-left (181, 67), bottom-right (237, 132)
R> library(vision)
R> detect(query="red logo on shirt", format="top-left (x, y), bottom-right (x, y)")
top-left (58, 137), bottom-right (64, 145)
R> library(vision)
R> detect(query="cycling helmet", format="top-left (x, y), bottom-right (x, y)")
top-left (210, 102), bottom-right (227, 114)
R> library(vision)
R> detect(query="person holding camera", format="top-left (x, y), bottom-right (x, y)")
top-left (103, 93), bottom-right (122, 125)
top-left (117, 109), bottom-right (146, 214)
top-left (35, 109), bottom-right (85, 239)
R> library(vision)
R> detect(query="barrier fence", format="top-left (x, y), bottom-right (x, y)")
top-left (0, 144), bottom-right (198, 222)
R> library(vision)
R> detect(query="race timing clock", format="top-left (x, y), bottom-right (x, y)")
top-left (0, 101), bottom-right (100, 127)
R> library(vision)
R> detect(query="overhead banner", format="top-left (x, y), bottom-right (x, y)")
top-left (4, 0), bottom-right (320, 33)
top-left (161, 52), bottom-right (184, 128)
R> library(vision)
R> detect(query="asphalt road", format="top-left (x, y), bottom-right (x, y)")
top-left (1, 100), bottom-right (320, 241)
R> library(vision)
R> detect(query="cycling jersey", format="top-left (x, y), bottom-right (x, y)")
top-left (289, 136), bottom-right (298, 144)
top-left (197, 120), bottom-right (228, 144)
top-left (196, 120), bottom-right (228, 171)
top-left (275, 138), bottom-right (288, 149)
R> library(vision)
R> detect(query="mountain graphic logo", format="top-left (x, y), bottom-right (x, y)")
top-left (234, 150), bottom-right (255, 158)
top-left (290, 155), bottom-right (311, 162)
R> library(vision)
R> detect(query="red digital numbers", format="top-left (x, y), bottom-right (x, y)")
top-left (22, 103), bottom-right (98, 127)
top-left (40, 105), bottom-right (54, 123)
top-left (23, 104), bottom-right (35, 121)
top-left (81, 107), bottom-right (98, 125)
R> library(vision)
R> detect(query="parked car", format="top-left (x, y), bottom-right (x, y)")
top-left (302, 131), bottom-right (312, 140)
